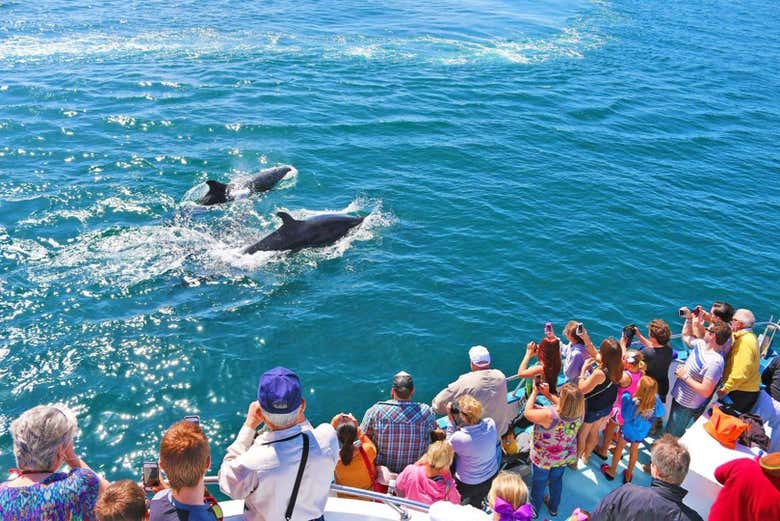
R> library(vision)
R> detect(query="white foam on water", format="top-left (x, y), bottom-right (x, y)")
top-left (39, 225), bottom-right (219, 290)
top-left (0, 13), bottom-right (605, 66)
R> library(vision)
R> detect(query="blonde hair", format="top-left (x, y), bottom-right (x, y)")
top-left (634, 376), bottom-right (658, 418)
top-left (624, 350), bottom-right (647, 373)
top-left (424, 440), bottom-right (455, 471)
top-left (487, 472), bottom-right (528, 510)
top-left (456, 395), bottom-right (483, 425)
top-left (557, 383), bottom-right (585, 420)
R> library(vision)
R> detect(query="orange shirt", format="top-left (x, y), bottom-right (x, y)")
top-left (334, 433), bottom-right (376, 491)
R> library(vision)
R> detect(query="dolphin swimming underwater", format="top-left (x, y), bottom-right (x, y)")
top-left (198, 165), bottom-right (296, 206)
top-left (243, 211), bottom-right (365, 254)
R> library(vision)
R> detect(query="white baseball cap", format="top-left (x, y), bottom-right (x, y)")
top-left (468, 345), bottom-right (491, 367)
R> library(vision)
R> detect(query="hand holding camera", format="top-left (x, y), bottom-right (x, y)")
top-left (448, 401), bottom-right (462, 426)
top-left (526, 341), bottom-right (538, 356)
top-left (244, 401), bottom-right (264, 430)
top-left (622, 324), bottom-right (637, 346)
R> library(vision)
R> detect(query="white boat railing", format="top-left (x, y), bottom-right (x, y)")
top-left (202, 477), bottom-right (430, 521)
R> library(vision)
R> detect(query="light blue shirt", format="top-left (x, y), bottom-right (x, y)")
top-left (446, 418), bottom-right (499, 484)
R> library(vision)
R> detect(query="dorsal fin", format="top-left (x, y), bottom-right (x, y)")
top-left (277, 211), bottom-right (300, 228)
top-left (206, 180), bottom-right (227, 192)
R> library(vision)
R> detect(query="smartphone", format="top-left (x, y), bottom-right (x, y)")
top-left (623, 324), bottom-right (637, 345)
top-left (678, 308), bottom-right (686, 317)
top-left (534, 374), bottom-right (542, 390)
top-left (576, 322), bottom-right (583, 335)
top-left (183, 415), bottom-right (200, 426)
top-left (142, 461), bottom-right (160, 488)
top-left (544, 322), bottom-right (553, 338)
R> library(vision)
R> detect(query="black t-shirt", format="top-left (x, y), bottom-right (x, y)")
top-left (641, 344), bottom-right (674, 399)
top-left (762, 356), bottom-right (780, 402)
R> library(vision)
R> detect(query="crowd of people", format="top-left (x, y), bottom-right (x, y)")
top-left (2, 301), bottom-right (780, 521)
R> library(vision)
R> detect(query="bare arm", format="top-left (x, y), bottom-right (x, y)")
top-left (635, 329), bottom-right (653, 348)
top-left (674, 365), bottom-right (716, 398)
top-left (578, 361), bottom-right (606, 394)
top-left (524, 387), bottom-right (554, 429)
top-left (681, 310), bottom-right (696, 347)
top-left (580, 327), bottom-right (599, 359)
top-left (517, 341), bottom-right (542, 378)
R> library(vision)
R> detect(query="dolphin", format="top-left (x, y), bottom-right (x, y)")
top-left (198, 165), bottom-right (296, 206)
top-left (243, 211), bottom-right (365, 254)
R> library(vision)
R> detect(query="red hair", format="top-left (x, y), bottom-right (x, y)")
top-left (159, 421), bottom-right (210, 490)
top-left (538, 338), bottom-right (562, 395)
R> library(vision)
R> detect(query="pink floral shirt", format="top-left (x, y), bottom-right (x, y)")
top-left (530, 407), bottom-right (582, 469)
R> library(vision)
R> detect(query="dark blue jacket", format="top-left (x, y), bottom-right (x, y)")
top-left (591, 478), bottom-right (703, 521)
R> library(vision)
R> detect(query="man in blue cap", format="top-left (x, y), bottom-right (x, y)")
top-left (218, 367), bottom-right (338, 521)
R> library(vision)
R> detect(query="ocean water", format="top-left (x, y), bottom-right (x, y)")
top-left (0, 0), bottom-right (778, 480)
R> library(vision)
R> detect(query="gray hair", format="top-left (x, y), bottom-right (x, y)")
top-left (733, 308), bottom-right (755, 329)
top-left (10, 404), bottom-right (78, 471)
top-left (260, 404), bottom-right (303, 429)
top-left (651, 434), bottom-right (690, 485)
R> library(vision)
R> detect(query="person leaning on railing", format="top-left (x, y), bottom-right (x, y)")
top-left (517, 337), bottom-right (562, 396)
top-left (432, 345), bottom-right (514, 441)
top-left (0, 404), bottom-right (109, 520)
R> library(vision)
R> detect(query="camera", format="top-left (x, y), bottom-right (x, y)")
top-left (576, 322), bottom-right (584, 335)
top-left (534, 374), bottom-right (543, 390)
top-left (544, 322), bottom-right (553, 338)
top-left (142, 461), bottom-right (161, 488)
top-left (678, 308), bottom-right (687, 317)
top-left (449, 401), bottom-right (460, 416)
top-left (623, 324), bottom-right (637, 345)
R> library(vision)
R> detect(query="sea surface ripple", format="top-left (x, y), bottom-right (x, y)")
top-left (0, 0), bottom-right (778, 477)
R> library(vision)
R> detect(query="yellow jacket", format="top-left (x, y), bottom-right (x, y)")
top-left (721, 329), bottom-right (761, 394)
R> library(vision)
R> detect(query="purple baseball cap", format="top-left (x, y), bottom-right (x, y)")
top-left (257, 367), bottom-right (302, 414)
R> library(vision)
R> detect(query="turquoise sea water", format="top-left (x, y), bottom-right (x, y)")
top-left (1, 0), bottom-right (778, 482)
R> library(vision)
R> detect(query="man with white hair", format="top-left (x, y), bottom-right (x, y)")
top-left (432, 345), bottom-right (514, 439)
top-left (219, 367), bottom-right (338, 521)
top-left (718, 308), bottom-right (761, 413)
